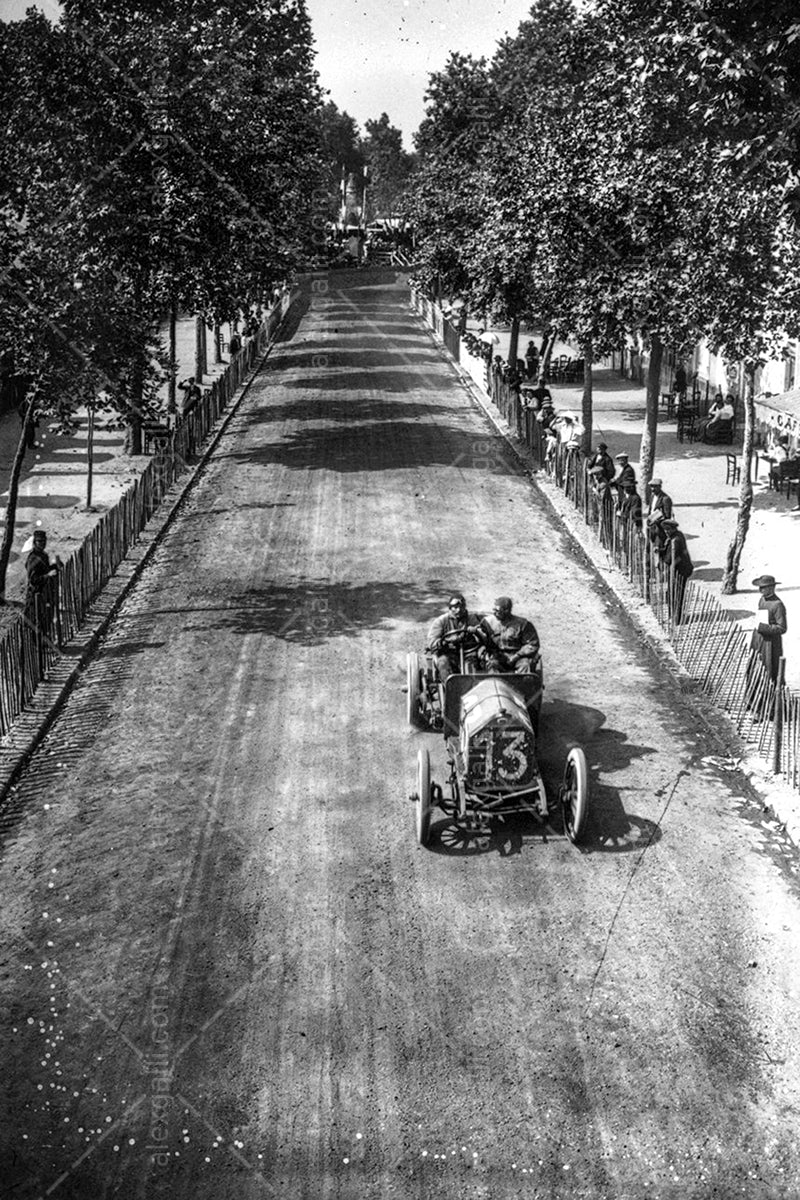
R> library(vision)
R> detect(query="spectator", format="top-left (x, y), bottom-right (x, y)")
top-left (617, 481), bottom-right (643, 530)
top-left (673, 362), bottom-right (688, 399)
top-left (536, 398), bottom-right (556, 429)
top-left (767, 434), bottom-right (793, 487)
top-left (697, 395), bottom-right (734, 443)
top-left (524, 340), bottom-right (539, 379)
top-left (587, 441), bottom-right (615, 482)
top-left (527, 375), bottom-right (553, 411)
top-left (645, 477), bottom-right (673, 547)
top-left (612, 452), bottom-right (636, 496)
top-left (556, 412), bottom-right (584, 448)
top-left (178, 376), bottom-right (202, 417)
top-left (658, 518), bottom-right (694, 622)
top-left (695, 391), bottom-right (724, 435)
top-left (749, 575), bottom-right (787, 686)
top-left (25, 528), bottom-right (62, 602)
top-left (228, 330), bottom-right (242, 358)
top-left (478, 328), bottom-right (500, 361)
top-left (25, 529), bottom-right (63, 654)
top-left (589, 465), bottom-right (614, 547)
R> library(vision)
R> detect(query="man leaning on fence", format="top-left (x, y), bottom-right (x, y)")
top-left (25, 531), bottom-right (63, 655)
top-left (646, 478), bottom-right (673, 548)
top-left (658, 519), bottom-right (693, 623)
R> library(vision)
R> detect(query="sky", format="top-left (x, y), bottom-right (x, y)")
top-left (306, 0), bottom-right (535, 147)
top-left (1, 0), bottom-right (535, 149)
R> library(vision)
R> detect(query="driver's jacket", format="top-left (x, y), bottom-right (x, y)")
top-left (479, 614), bottom-right (540, 661)
top-left (428, 610), bottom-right (479, 655)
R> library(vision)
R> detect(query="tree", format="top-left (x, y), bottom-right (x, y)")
top-left (405, 53), bottom-right (496, 299)
top-left (362, 114), bottom-right (413, 220)
top-left (0, 0), bottom-right (324, 596)
top-left (591, 0), bottom-right (800, 576)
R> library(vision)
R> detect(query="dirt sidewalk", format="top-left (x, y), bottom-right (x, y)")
top-left (0, 313), bottom-right (236, 608)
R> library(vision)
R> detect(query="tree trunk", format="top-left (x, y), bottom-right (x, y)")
top-left (214, 323), bottom-right (223, 364)
top-left (195, 314), bottom-right (206, 381)
top-left (541, 331), bottom-right (557, 377)
top-left (581, 349), bottom-right (593, 456)
top-left (128, 356), bottom-right (143, 456)
top-left (721, 367), bottom-right (755, 593)
top-left (168, 300), bottom-right (177, 410)
top-left (126, 278), bottom-right (144, 456)
top-left (0, 396), bottom-right (36, 602)
top-left (508, 315), bottom-right (520, 371)
top-left (85, 401), bottom-right (95, 510)
top-left (639, 333), bottom-right (662, 491)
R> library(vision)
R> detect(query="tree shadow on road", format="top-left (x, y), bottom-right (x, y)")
top-left (268, 353), bottom-right (442, 377)
top-left (242, 395), bottom-right (448, 427)
top-left (291, 336), bottom-right (427, 352)
top-left (207, 578), bottom-right (449, 642)
top-left (219, 417), bottom-right (521, 474)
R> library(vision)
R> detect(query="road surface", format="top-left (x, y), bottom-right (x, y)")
top-left (1, 271), bottom-right (800, 1199)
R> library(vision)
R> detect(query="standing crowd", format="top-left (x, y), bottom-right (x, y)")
top-left (516, 368), bottom-right (696, 622)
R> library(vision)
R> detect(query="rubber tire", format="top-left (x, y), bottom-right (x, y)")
top-left (407, 652), bottom-right (422, 728)
top-left (562, 746), bottom-right (588, 844)
top-left (416, 747), bottom-right (432, 846)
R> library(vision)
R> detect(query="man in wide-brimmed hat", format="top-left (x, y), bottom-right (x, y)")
top-left (750, 575), bottom-right (787, 685)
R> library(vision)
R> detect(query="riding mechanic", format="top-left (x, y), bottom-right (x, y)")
top-left (478, 597), bottom-right (540, 674)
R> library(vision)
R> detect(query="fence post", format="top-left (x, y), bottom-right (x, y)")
top-left (772, 657), bottom-right (786, 776)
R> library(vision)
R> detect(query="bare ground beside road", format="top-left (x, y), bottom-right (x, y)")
top-left (1, 273), bottom-right (800, 1198)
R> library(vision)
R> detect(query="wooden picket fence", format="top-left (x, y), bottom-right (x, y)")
top-left (0, 294), bottom-right (291, 741)
top-left (411, 288), bottom-right (800, 794)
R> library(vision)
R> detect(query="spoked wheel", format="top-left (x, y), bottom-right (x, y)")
top-left (406, 652), bottom-right (423, 728)
top-left (561, 746), bottom-right (588, 844)
top-left (415, 747), bottom-right (433, 846)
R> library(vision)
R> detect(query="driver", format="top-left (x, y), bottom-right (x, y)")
top-left (478, 596), bottom-right (540, 674)
top-left (428, 593), bottom-right (481, 681)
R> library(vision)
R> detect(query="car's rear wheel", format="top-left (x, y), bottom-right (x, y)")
top-left (562, 746), bottom-right (588, 844)
top-left (406, 652), bottom-right (423, 728)
top-left (415, 747), bottom-right (432, 846)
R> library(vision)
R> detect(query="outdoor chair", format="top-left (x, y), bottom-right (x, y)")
top-left (676, 406), bottom-right (696, 443)
top-left (725, 453), bottom-right (741, 486)
top-left (660, 391), bottom-right (676, 420)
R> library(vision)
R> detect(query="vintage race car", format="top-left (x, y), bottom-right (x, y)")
top-left (407, 649), bottom-right (587, 848)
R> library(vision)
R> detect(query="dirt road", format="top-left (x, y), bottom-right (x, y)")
top-left (1, 271), bottom-right (800, 1198)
